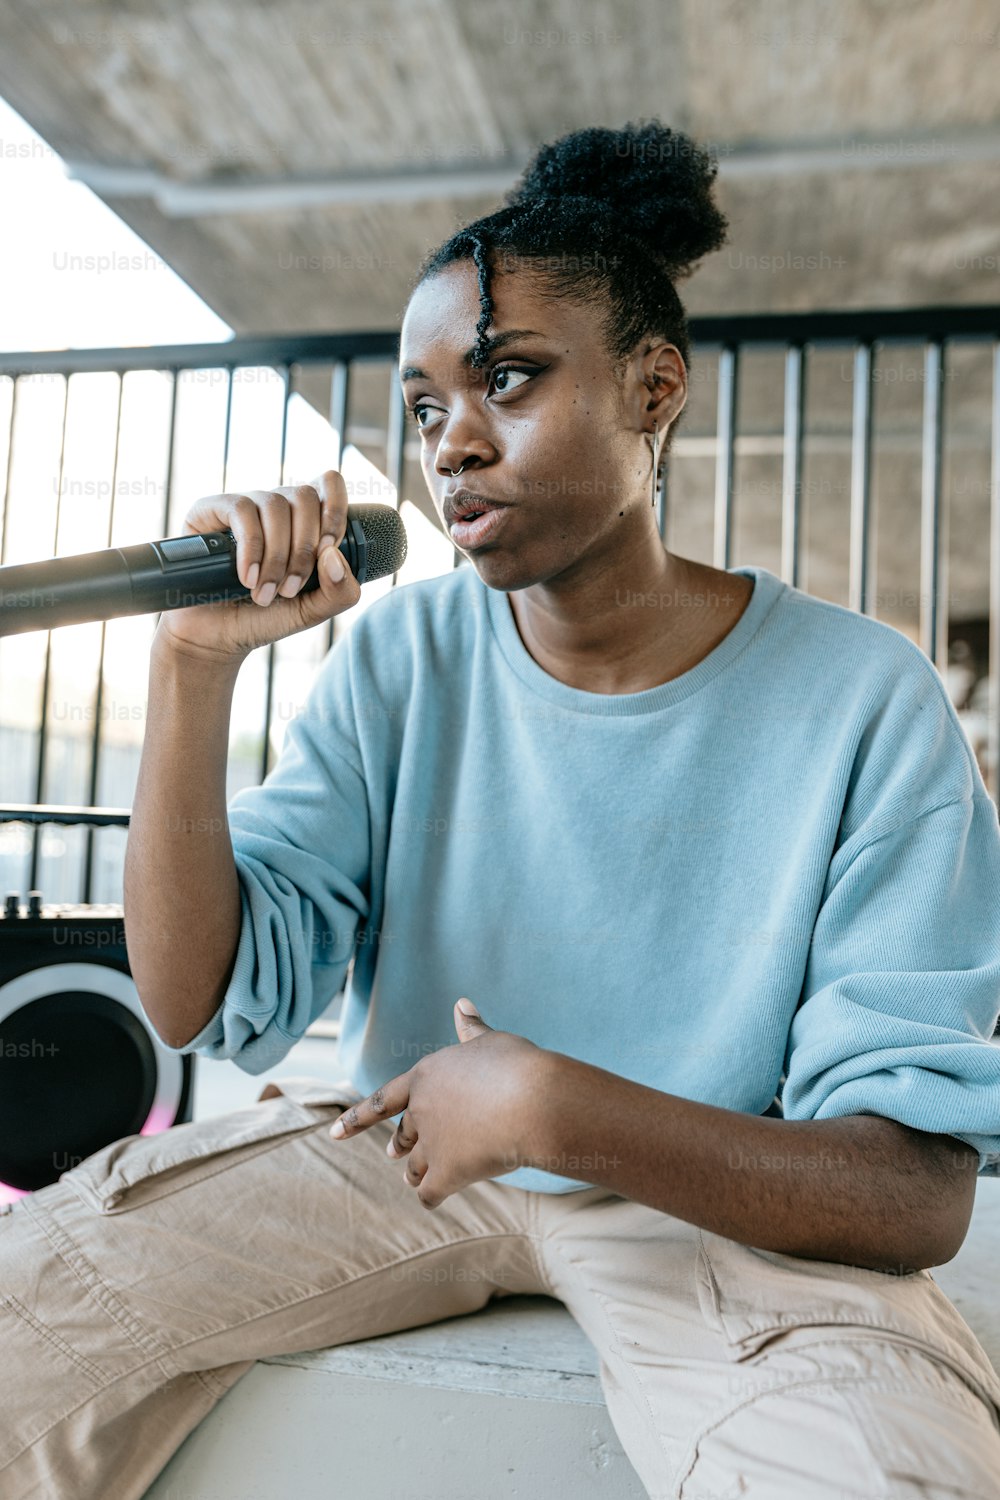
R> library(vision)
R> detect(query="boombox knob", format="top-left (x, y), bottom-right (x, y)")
top-left (27, 891), bottom-right (43, 917)
top-left (4, 892), bottom-right (20, 918)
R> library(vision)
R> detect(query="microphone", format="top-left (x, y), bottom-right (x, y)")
top-left (0, 502), bottom-right (408, 636)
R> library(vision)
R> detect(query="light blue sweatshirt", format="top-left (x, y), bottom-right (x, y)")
top-left (164, 563), bottom-right (1000, 1191)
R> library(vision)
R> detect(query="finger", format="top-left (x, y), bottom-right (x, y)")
top-left (386, 1109), bottom-right (417, 1159)
top-left (276, 485), bottom-right (322, 598)
top-left (329, 1075), bottom-right (409, 1139)
top-left (416, 1170), bottom-right (446, 1211)
top-left (248, 491), bottom-right (292, 606)
top-left (183, 495), bottom-right (265, 591)
top-left (454, 996), bottom-right (492, 1040)
top-left (234, 495), bottom-right (270, 594)
top-left (313, 469), bottom-right (349, 554)
top-left (403, 1145), bottom-right (428, 1187)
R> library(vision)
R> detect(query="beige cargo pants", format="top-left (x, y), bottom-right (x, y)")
top-left (2, 1076), bottom-right (999, 1499)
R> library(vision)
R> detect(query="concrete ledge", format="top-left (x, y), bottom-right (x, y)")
top-left (142, 1294), bottom-right (646, 1499)
top-left (264, 1291), bottom-right (610, 1404)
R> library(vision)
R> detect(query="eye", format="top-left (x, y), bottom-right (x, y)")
top-left (489, 364), bottom-right (535, 395)
top-left (403, 362), bottom-right (541, 432)
top-left (405, 403), bottom-right (434, 430)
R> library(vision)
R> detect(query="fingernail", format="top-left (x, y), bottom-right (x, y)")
top-left (255, 581), bottom-right (276, 607)
top-left (323, 546), bottom-right (345, 582)
top-left (246, 562), bottom-right (259, 589)
top-left (318, 533), bottom-right (336, 554)
top-left (386, 1139), bottom-right (397, 1156)
top-left (330, 1118), bottom-right (345, 1137)
top-left (278, 574), bottom-right (302, 598)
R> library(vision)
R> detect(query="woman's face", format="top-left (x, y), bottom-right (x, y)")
top-left (399, 259), bottom-right (682, 593)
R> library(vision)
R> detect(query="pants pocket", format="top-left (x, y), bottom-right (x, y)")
top-left (59, 1075), bottom-right (364, 1216)
top-left (696, 1226), bottom-right (934, 1360)
top-left (838, 1350), bottom-right (1000, 1497)
top-left (695, 1227), bottom-right (1000, 1427)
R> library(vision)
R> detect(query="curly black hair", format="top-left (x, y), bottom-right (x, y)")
top-left (410, 119), bottom-right (729, 465)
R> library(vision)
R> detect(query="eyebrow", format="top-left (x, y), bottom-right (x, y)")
top-left (400, 328), bottom-right (545, 383)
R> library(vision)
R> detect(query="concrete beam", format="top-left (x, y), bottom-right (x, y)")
top-left (62, 127), bottom-right (1000, 217)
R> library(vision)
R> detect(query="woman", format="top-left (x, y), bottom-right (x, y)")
top-left (4, 119), bottom-right (1000, 1500)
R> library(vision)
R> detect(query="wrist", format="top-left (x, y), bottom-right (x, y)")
top-left (151, 626), bottom-right (246, 680)
top-left (516, 1047), bottom-right (574, 1173)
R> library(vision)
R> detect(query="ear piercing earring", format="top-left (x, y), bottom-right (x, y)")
top-left (651, 420), bottom-right (662, 508)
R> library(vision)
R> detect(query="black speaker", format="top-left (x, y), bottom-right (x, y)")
top-left (0, 891), bottom-right (194, 1200)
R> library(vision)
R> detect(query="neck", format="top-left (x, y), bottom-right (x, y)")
top-left (507, 539), bottom-right (731, 695)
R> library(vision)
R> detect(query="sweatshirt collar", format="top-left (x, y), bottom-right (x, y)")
top-left (481, 565), bottom-right (787, 716)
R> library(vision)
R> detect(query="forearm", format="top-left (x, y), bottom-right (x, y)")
top-left (123, 635), bottom-right (244, 1049)
top-left (527, 1052), bottom-right (979, 1272)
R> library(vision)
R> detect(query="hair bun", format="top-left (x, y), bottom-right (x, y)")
top-left (503, 119), bottom-right (728, 280)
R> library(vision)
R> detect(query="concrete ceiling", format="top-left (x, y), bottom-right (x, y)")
top-left (1, 0), bottom-right (997, 332)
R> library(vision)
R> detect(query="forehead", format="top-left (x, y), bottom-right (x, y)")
top-left (399, 261), bottom-right (596, 378)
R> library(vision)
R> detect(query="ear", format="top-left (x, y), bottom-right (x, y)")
top-left (454, 996), bottom-right (491, 1040)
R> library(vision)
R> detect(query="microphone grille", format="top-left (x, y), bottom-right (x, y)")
top-left (351, 503), bottom-right (408, 581)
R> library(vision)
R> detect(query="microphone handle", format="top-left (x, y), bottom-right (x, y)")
top-left (0, 520), bottom-right (364, 637)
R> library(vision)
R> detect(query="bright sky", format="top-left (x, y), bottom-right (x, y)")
top-left (0, 96), bottom-right (231, 350)
top-left (0, 94), bottom-right (450, 800)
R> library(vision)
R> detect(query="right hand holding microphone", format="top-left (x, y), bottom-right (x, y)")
top-left (155, 469), bottom-right (362, 663)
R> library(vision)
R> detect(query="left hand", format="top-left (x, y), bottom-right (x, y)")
top-left (328, 999), bottom-right (550, 1209)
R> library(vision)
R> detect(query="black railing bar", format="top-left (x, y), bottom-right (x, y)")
top-left (689, 307), bottom-right (1000, 345)
top-left (0, 375), bottom-right (18, 564)
top-left (0, 803), bottom-right (130, 827)
top-left (82, 373), bottom-right (125, 903)
top-left (260, 367), bottom-right (292, 783)
top-left (780, 345), bottom-right (806, 590)
top-left (29, 375), bottom-right (70, 893)
top-left (151, 371), bottom-right (181, 641)
top-left (3, 307), bottom-right (1000, 376)
top-left (160, 370), bottom-right (179, 536)
top-left (384, 370), bottom-right (407, 588)
top-left (220, 367), bottom-right (234, 491)
top-left (849, 344), bottom-right (874, 617)
top-left (385, 366), bottom-right (404, 493)
top-left (11, 334), bottom-right (1000, 377)
top-left (688, 332), bottom-right (1000, 354)
top-left (326, 359), bottom-right (349, 656)
top-left (713, 347), bottom-right (738, 570)
top-left (277, 359), bottom-right (292, 483)
top-left (990, 341), bottom-right (1000, 813)
top-left (0, 332), bottom-right (402, 377)
top-left (920, 342), bottom-right (947, 669)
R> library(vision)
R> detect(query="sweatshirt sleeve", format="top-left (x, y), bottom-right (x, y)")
top-left (780, 793), bottom-right (1000, 1176)
top-left (159, 629), bottom-right (371, 1075)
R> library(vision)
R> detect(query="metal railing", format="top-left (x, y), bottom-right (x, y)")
top-left (1, 304), bottom-right (999, 905)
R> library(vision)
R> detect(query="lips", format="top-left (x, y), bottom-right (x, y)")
top-left (442, 489), bottom-right (511, 528)
top-left (448, 506), bottom-right (512, 549)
